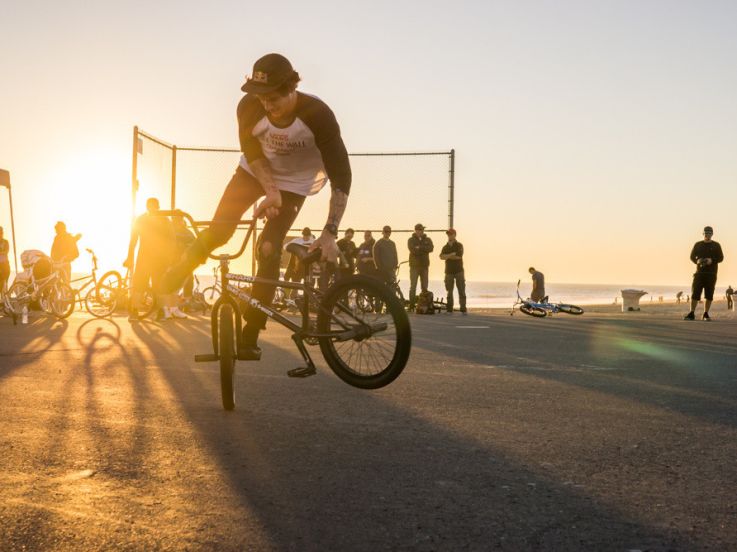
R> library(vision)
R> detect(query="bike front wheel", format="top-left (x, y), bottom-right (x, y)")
top-left (520, 304), bottom-right (547, 318)
top-left (219, 303), bottom-right (236, 411)
top-left (557, 304), bottom-right (584, 315)
top-left (5, 281), bottom-right (30, 315)
top-left (317, 275), bottom-right (411, 389)
top-left (202, 286), bottom-right (221, 307)
top-left (84, 285), bottom-right (117, 318)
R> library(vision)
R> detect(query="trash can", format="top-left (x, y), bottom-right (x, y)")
top-left (620, 289), bottom-right (648, 312)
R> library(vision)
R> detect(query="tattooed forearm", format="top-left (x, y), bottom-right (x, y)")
top-left (326, 189), bottom-right (349, 227)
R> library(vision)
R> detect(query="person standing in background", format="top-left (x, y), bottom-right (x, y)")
top-left (357, 230), bottom-right (378, 278)
top-left (0, 227), bottom-right (10, 296)
top-left (529, 267), bottom-right (545, 302)
top-left (726, 285), bottom-right (734, 310)
top-left (172, 215), bottom-right (196, 307)
top-left (373, 225), bottom-right (398, 286)
top-left (407, 223), bottom-right (433, 309)
top-left (440, 228), bottom-right (466, 313)
top-left (684, 226), bottom-right (724, 321)
top-left (50, 221), bottom-right (81, 282)
top-left (336, 228), bottom-right (357, 280)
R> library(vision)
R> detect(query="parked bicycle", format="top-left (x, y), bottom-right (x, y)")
top-left (96, 267), bottom-right (156, 319)
top-left (67, 248), bottom-right (121, 318)
top-left (5, 259), bottom-right (75, 320)
top-left (159, 209), bottom-right (412, 411)
top-left (511, 279), bottom-right (584, 317)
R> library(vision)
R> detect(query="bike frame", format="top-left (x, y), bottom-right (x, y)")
top-left (156, 210), bottom-right (386, 367)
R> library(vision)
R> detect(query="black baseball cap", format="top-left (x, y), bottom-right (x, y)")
top-left (241, 53), bottom-right (297, 94)
top-left (414, 223), bottom-right (425, 231)
top-left (704, 226), bottom-right (714, 234)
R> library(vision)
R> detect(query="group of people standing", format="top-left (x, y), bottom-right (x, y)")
top-left (330, 223), bottom-right (467, 313)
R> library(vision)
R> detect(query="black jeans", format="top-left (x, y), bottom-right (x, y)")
top-left (444, 271), bottom-right (466, 312)
top-left (409, 264), bottom-right (428, 307)
top-left (170, 166), bottom-right (305, 335)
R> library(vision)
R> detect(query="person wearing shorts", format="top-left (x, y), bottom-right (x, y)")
top-left (684, 226), bottom-right (724, 321)
top-left (163, 53), bottom-right (351, 360)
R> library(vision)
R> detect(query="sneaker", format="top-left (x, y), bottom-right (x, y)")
top-left (683, 311), bottom-right (695, 320)
top-left (170, 307), bottom-right (188, 319)
top-left (160, 307), bottom-right (173, 321)
top-left (702, 312), bottom-right (711, 321)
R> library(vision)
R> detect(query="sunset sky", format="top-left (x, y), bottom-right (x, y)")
top-left (1, 0), bottom-right (736, 285)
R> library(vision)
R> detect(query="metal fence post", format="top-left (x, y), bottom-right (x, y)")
top-left (132, 126), bottom-right (139, 220)
top-left (448, 148), bottom-right (455, 229)
top-left (171, 145), bottom-right (177, 209)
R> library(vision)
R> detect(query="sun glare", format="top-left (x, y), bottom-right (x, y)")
top-left (42, 150), bottom-right (132, 275)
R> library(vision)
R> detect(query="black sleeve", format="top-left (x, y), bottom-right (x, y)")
top-left (237, 95), bottom-right (266, 163)
top-left (424, 238), bottom-right (434, 254)
top-left (300, 96), bottom-right (352, 195)
top-left (715, 243), bottom-right (724, 264)
top-left (689, 243), bottom-right (699, 264)
top-left (457, 243), bottom-right (464, 257)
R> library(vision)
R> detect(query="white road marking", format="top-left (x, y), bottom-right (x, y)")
top-left (455, 325), bottom-right (490, 329)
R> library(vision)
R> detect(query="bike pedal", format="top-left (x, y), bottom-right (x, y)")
top-left (237, 347), bottom-right (262, 361)
top-left (194, 353), bottom-right (219, 362)
top-left (287, 366), bottom-right (316, 378)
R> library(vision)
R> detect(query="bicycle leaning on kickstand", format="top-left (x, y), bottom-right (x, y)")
top-left (158, 210), bottom-right (413, 411)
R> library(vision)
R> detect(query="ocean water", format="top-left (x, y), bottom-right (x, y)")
top-left (401, 281), bottom-right (711, 309)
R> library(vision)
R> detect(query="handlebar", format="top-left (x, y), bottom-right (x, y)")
top-left (156, 209), bottom-right (256, 262)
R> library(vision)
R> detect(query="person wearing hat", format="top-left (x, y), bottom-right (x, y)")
top-left (163, 53), bottom-right (351, 359)
top-left (373, 225), bottom-right (399, 286)
top-left (407, 223), bottom-right (434, 309)
top-left (336, 228), bottom-right (357, 280)
top-left (440, 229), bottom-right (466, 313)
top-left (50, 221), bottom-right (82, 282)
top-left (684, 226), bottom-right (724, 321)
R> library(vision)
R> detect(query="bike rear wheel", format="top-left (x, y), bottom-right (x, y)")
top-left (219, 303), bottom-right (236, 411)
top-left (520, 304), bottom-right (547, 318)
top-left (557, 304), bottom-right (584, 315)
top-left (317, 275), bottom-right (411, 389)
top-left (5, 281), bottom-right (30, 315)
top-left (48, 282), bottom-right (76, 318)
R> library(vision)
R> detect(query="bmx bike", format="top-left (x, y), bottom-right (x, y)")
top-left (511, 279), bottom-right (584, 317)
top-left (159, 210), bottom-right (412, 411)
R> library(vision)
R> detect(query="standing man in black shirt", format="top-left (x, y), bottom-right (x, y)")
top-left (373, 225), bottom-right (398, 286)
top-left (407, 223), bottom-right (434, 309)
top-left (336, 228), bottom-right (357, 280)
top-left (529, 267), bottom-right (545, 302)
top-left (356, 231), bottom-right (377, 278)
top-left (439, 228), bottom-right (466, 313)
top-left (684, 226), bottom-right (724, 321)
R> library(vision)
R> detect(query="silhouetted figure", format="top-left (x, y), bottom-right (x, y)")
top-left (50, 221), bottom-right (81, 282)
top-left (374, 225), bottom-right (398, 286)
top-left (125, 197), bottom-right (184, 320)
top-left (726, 285), bottom-right (734, 310)
top-left (684, 226), bottom-right (724, 321)
top-left (529, 266), bottom-right (545, 302)
top-left (440, 228), bottom-right (466, 313)
top-left (0, 226), bottom-right (10, 296)
top-left (172, 215), bottom-right (196, 301)
top-left (408, 223), bottom-right (434, 309)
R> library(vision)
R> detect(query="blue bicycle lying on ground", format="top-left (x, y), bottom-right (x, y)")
top-left (511, 279), bottom-right (584, 318)
top-left (158, 210), bottom-right (412, 411)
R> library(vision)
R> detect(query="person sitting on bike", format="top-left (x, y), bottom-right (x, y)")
top-left (373, 225), bottom-right (398, 286)
top-left (163, 53), bottom-right (351, 359)
top-left (529, 266), bottom-right (545, 303)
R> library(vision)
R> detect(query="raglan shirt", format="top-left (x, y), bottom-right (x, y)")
top-left (237, 92), bottom-right (351, 197)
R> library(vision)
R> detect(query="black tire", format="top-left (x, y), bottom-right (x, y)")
top-left (557, 304), bottom-right (584, 315)
top-left (202, 286), bottom-right (221, 307)
top-left (49, 282), bottom-right (76, 318)
top-left (219, 303), bottom-right (236, 411)
top-left (136, 288), bottom-right (157, 319)
top-left (317, 275), bottom-right (411, 389)
top-left (520, 304), bottom-right (547, 318)
top-left (84, 273), bottom-right (120, 317)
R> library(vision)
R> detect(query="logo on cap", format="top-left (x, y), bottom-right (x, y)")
top-left (252, 71), bottom-right (268, 84)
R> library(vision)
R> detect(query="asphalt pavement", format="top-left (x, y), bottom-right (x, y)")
top-left (1, 307), bottom-right (736, 551)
